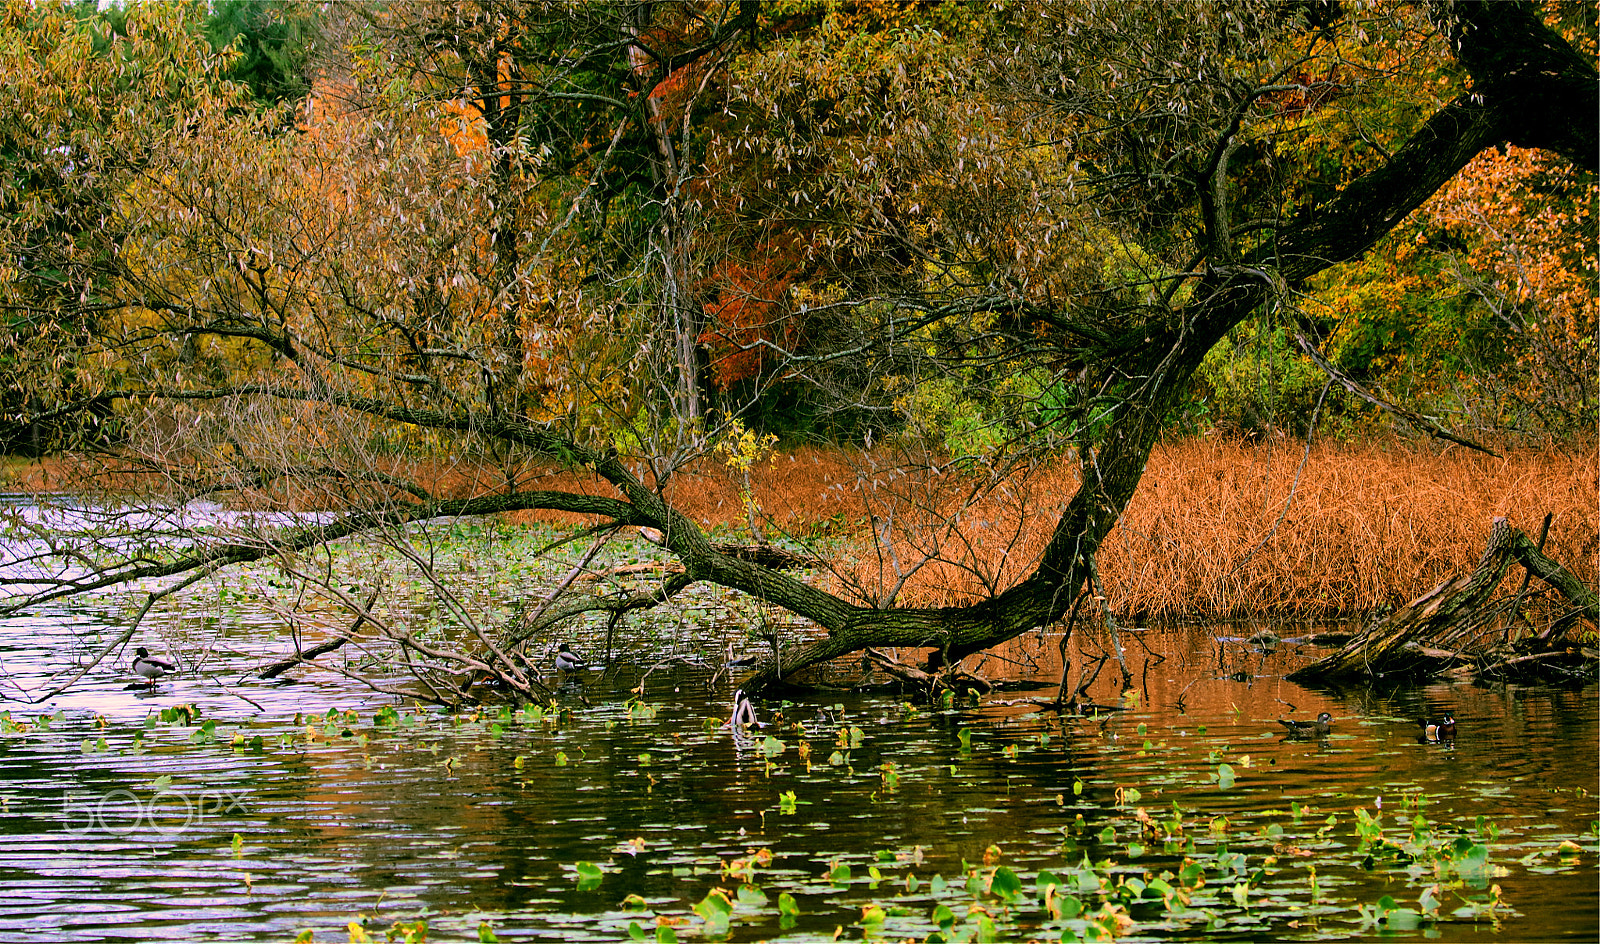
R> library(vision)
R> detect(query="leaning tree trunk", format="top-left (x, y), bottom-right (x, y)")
top-left (9, 3), bottom-right (1590, 705)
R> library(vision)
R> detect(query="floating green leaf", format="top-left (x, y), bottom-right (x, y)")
top-left (988, 865), bottom-right (1022, 902)
top-left (573, 861), bottom-right (603, 891)
top-left (693, 888), bottom-right (733, 936)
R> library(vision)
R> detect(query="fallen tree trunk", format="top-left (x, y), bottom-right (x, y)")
top-left (1287, 517), bottom-right (1597, 684)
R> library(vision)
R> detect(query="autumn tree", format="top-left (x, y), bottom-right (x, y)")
top-left (0, 0), bottom-right (251, 453)
top-left (1202, 2), bottom-right (1597, 440)
top-left (343, 0), bottom-right (762, 433)
top-left (0, 0), bottom-right (1592, 700)
top-left (1413, 143), bottom-right (1596, 434)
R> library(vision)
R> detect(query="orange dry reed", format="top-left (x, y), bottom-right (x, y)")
top-left (711, 439), bottom-right (1598, 621)
top-left (495, 437), bottom-right (1595, 621)
top-left (1099, 438), bottom-right (1597, 619)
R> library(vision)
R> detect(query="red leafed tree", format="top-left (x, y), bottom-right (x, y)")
top-left (700, 247), bottom-right (805, 391)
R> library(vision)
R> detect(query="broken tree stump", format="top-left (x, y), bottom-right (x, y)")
top-left (1288, 517), bottom-right (1597, 683)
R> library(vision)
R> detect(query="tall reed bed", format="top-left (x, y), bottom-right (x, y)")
top-left (1099, 438), bottom-right (1597, 619)
top-left (657, 438), bottom-right (1596, 621)
top-left (19, 436), bottom-right (1581, 622)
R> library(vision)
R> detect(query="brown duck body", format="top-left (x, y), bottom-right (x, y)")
top-left (1422, 714), bottom-right (1457, 741)
top-left (1277, 712), bottom-right (1333, 737)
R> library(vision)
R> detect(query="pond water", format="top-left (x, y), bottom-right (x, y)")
top-left (0, 513), bottom-right (1595, 942)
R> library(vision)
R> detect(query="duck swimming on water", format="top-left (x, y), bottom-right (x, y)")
top-left (1277, 712), bottom-right (1333, 738)
top-left (1421, 714), bottom-right (1456, 741)
top-left (553, 643), bottom-right (586, 674)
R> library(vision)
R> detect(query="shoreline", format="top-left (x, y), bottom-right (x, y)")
top-left (4, 436), bottom-right (1595, 624)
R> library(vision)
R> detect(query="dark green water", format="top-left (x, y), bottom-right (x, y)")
top-left (0, 614), bottom-right (1595, 943)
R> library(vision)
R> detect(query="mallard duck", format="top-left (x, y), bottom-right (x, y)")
top-left (1277, 711), bottom-right (1333, 738)
top-left (132, 647), bottom-right (174, 687)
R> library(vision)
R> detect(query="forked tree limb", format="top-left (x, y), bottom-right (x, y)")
top-left (1502, 523), bottom-right (1597, 620)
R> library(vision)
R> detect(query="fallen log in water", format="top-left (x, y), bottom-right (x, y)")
top-left (1287, 517), bottom-right (1597, 684)
top-left (259, 588), bottom-right (381, 680)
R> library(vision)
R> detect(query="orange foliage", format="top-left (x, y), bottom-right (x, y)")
top-left (645, 59), bottom-right (714, 133)
top-left (1423, 145), bottom-right (1596, 350)
top-left (629, 15), bottom-right (716, 133)
top-left (700, 255), bottom-right (798, 389)
top-left (441, 97), bottom-right (489, 157)
top-left (1265, 63), bottom-right (1345, 119)
top-left (297, 76), bottom-right (356, 134)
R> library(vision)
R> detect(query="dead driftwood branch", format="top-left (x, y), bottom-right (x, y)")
top-left (259, 588), bottom-right (381, 680)
top-left (863, 647), bottom-right (993, 697)
top-left (1288, 517), bottom-right (1597, 684)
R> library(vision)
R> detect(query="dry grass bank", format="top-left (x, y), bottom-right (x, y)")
top-left (1099, 438), bottom-right (1596, 619)
top-left (714, 439), bottom-right (1597, 621)
top-left (495, 437), bottom-right (1595, 621)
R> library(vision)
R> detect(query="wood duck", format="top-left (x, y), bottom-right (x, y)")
top-left (1422, 714), bottom-right (1456, 741)
top-left (553, 643), bottom-right (586, 674)
top-left (1277, 712), bottom-right (1333, 737)
top-left (132, 647), bottom-right (174, 687)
